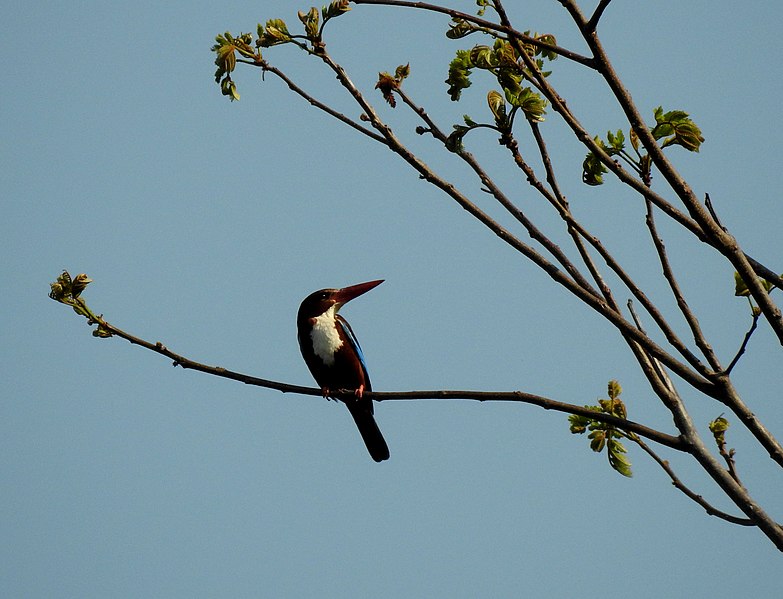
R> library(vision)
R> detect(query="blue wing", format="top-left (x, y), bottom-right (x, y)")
top-left (337, 315), bottom-right (372, 391)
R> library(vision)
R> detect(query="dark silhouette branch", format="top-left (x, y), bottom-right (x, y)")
top-left (586, 0), bottom-right (612, 32)
top-left (628, 433), bottom-right (756, 526)
top-left (237, 58), bottom-right (389, 145)
top-left (351, 0), bottom-right (595, 68)
top-left (557, 0), bottom-right (783, 342)
top-left (725, 311), bottom-right (761, 375)
top-left (54, 292), bottom-right (685, 453)
top-left (395, 86), bottom-right (601, 298)
top-left (644, 198), bottom-right (722, 372)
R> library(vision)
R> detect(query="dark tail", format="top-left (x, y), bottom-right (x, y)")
top-left (346, 401), bottom-right (390, 462)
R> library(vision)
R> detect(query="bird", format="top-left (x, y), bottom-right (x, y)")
top-left (297, 279), bottom-right (390, 462)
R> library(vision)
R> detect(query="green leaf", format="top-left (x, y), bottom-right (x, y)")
top-left (446, 18), bottom-right (476, 39)
top-left (582, 137), bottom-right (608, 186)
top-left (322, 0), bottom-right (351, 22)
top-left (566, 382), bottom-right (633, 477)
top-left (445, 125), bottom-right (470, 152)
top-left (221, 77), bottom-right (240, 101)
top-left (651, 106), bottom-right (705, 152)
top-left (258, 18), bottom-right (291, 47)
top-left (588, 430), bottom-right (606, 452)
top-left (298, 7), bottom-right (320, 39)
top-left (568, 413), bottom-right (591, 434)
top-left (534, 34), bottom-right (558, 61)
top-left (469, 45), bottom-right (498, 69)
top-left (709, 415), bottom-right (729, 437)
top-left (505, 86), bottom-right (546, 122)
top-left (734, 271), bottom-right (775, 297)
top-left (487, 90), bottom-right (507, 128)
top-left (629, 127), bottom-right (640, 152)
top-left (395, 63), bottom-right (411, 81)
top-left (608, 438), bottom-right (633, 477)
top-left (445, 50), bottom-right (473, 101)
top-left (606, 129), bottom-right (625, 152)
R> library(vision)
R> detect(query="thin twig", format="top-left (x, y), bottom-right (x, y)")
top-left (351, 0), bottom-right (595, 67)
top-left (78, 312), bottom-right (687, 452)
top-left (312, 46), bottom-right (719, 398)
top-left (557, 0), bottom-right (783, 343)
top-left (242, 60), bottom-right (388, 145)
top-left (725, 311), bottom-right (760, 375)
top-left (627, 299), bottom-right (676, 396)
top-left (712, 428), bottom-right (745, 488)
top-left (586, 0), bottom-right (612, 32)
top-left (644, 198), bottom-right (722, 372)
top-left (704, 193), bottom-right (728, 232)
top-left (506, 128), bottom-right (712, 379)
top-left (628, 433), bottom-right (756, 526)
top-left (395, 86), bottom-right (601, 299)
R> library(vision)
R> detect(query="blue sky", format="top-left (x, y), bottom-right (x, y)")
top-left (3, 1), bottom-right (782, 596)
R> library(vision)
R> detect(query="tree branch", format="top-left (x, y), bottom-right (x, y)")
top-left (628, 433), bottom-right (756, 526)
top-left (557, 0), bottom-right (783, 343)
top-left (644, 198), bottom-right (722, 372)
top-left (725, 311), bottom-right (760, 375)
top-left (56, 297), bottom-right (687, 453)
top-left (351, 0), bottom-right (595, 67)
top-left (586, 0), bottom-right (612, 32)
top-left (240, 59), bottom-right (389, 145)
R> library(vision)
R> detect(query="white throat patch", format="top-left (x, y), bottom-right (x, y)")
top-left (310, 305), bottom-right (343, 365)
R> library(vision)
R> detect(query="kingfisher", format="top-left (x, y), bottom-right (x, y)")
top-left (297, 279), bottom-right (389, 462)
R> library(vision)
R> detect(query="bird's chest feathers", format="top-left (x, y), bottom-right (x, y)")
top-left (309, 309), bottom-right (343, 366)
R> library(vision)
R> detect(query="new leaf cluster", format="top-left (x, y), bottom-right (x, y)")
top-left (569, 380), bottom-right (633, 477)
top-left (582, 108), bottom-right (705, 186)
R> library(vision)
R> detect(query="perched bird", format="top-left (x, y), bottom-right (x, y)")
top-left (297, 280), bottom-right (389, 462)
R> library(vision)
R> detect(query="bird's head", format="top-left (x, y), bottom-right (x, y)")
top-left (298, 279), bottom-right (384, 321)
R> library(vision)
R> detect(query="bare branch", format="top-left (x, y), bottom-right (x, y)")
top-left (352, 0), bottom-right (595, 67)
top-left (628, 434), bottom-right (756, 526)
top-left (71, 309), bottom-right (688, 452)
top-left (395, 86), bottom-right (601, 298)
top-left (241, 60), bottom-right (388, 145)
top-left (506, 126), bottom-right (713, 379)
top-left (704, 193), bottom-right (728, 232)
top-left (725, 311), bottom-right (761, 375)
top-left (557, 0), bottom-right (783, 342)
top-left (644, 199), bottom-right (722, 371)
top-left (586, 0), bottom-right (613, 32)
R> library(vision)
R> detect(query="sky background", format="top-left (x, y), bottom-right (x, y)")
top-left (3, 1), bottom-right (782, 596)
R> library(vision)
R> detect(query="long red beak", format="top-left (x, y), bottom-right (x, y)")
top-left (333, 279), bottom-right (384, 305)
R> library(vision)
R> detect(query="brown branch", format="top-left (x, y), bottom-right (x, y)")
top-left (507, 124), bottom-right (713, 379)
top-left (586, 0), bottom-right (612, 32)
top-left (351, 0), bottom-right (595, 67)
top-left (389, 86), bottom-right (715, 394)
top-left (395, 86), bottom-right (601, 298)
top-left (725, 311), bottom-right (760, 375)
top-left (628, 433), bottom-right (756, 526)
top-left (75, 311), bottom-right (688, 452)
top-left (644, 198), bottom-right (722, 372)
top-left (239, 59), bottom-right (388, 145)
top-left (296, 45), bottom-right (719, 398)
top-left (525, 121), bottom-right (616, 307)
top-left (354, 0), bottom-right (783, 300)
top-left (557, 0), bottom-right (783, 343)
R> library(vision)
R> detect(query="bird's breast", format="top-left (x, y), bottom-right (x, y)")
top-left (309, 313), bottom-right (343, 366)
